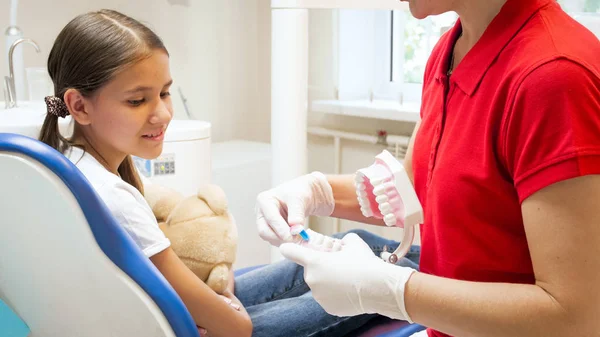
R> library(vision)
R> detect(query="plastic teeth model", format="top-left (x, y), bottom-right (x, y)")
top-left (355, 150), bottom-right (423, 263)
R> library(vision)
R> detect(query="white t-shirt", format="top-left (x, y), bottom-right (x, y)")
top-left (65, 147), bottom-right (171, 257)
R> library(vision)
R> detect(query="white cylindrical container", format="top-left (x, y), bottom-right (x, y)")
top-left (25, 67), bottom-right (53, 103)
top-left (133, 120), bottom-right (212, 197)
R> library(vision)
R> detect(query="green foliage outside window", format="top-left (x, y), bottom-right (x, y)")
top-left (398, 2), bottom-right (598, 85)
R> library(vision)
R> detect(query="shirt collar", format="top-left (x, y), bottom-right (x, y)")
top-left (435, 0), bottom-right (556, 95)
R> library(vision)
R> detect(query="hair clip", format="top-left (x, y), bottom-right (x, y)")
top-left (44, 96), bottom-right (70, 118)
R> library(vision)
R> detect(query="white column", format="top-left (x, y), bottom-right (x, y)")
top-left (270, 8), bottom-right (309, 262)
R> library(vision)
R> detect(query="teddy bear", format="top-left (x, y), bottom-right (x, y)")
top-left (144, 182), bottom-right (238, 294)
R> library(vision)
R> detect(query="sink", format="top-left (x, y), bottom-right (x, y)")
top-left (0, 101), bottom-right (72, 140)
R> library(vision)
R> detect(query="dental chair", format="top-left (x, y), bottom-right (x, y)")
top-left (0, 133), bottom-right (199, 337)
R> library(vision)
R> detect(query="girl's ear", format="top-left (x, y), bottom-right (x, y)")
top-left (63, 89), bottom-right (92, 125)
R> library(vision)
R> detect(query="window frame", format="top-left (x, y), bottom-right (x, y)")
top-left (335, 9), bottom-right (450, 105)
top-left (376, 10), bottom-right (424, 103)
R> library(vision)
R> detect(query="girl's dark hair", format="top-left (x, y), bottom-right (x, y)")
top-left (39, 9), bottom-right (168, 194)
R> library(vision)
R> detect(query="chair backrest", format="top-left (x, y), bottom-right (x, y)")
top-left (0, 133), bottom-right (199, 337)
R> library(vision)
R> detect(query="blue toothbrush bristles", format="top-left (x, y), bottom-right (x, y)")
top-left (299, 229), bottom-right (310, 241)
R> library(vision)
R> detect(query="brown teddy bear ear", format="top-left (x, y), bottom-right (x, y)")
top-left (144, 183), bottom-right (185, 221)
top-left (196, 184), bottom-right (228, 216)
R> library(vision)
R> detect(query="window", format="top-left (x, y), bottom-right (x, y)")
top-left (336, 10), bottom-right (456, 104)
top-left (559, 0), bottom-right (600, 13)
top-left (560, 0), bottom-right (600, 38)
top-left (335, 3), bottom-right (598, 107)
top-left (391, 12), bottom-right (457, 84)
top-left (388, 11), bottom-right (457, 102)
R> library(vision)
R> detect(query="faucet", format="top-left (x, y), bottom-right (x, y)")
top-left (4, 38), bottom-right (41, 109)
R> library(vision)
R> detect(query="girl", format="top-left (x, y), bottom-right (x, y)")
top-left (39, 9), bottom-right (387, 337)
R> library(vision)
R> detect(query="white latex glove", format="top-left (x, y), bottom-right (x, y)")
top-left (256, 172), bottom-right (335, 247)
top-left (279, 233), bottom-right (417, 322)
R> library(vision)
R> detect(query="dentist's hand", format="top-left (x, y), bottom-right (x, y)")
top-left (256, 172), bottom-right (335, 247)
top-left (280, 233), bottom-right (417, 321)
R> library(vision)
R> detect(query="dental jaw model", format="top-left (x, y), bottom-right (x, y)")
top-left (355, 150), bottom-right (423, 263)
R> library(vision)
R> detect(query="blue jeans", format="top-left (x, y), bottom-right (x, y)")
top-left (234, 229), bottom-right (421, 337)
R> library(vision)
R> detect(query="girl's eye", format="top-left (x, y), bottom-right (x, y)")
top-left (160, 91), bottom-right (171, 98)
top-left (128, 99), bottom-right (145, 106)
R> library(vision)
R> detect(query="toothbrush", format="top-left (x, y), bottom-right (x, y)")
top-left (290, 225), bottom-right (310, 241)
top-left (290, 225), bottom-right (345, 253)
top-left (298, 229), bottom-right (310, 241)
top-left (355, 150), bottom-right (423, 263)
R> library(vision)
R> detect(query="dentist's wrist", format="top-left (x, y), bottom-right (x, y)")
top-left (362, 260), bottom-right (417, 322)
top-left (326, 174), bottom-right (356, 213)
top-left (308, 171), bottom-right (335, 216)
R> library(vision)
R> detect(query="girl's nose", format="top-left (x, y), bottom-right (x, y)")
top-left (149, 100), bottom-right (173, 124)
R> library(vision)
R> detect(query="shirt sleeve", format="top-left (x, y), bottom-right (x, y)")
top-left (502, 59), bottom-right (600, 203)
top-left (101, 183), bottom-right (171, 258)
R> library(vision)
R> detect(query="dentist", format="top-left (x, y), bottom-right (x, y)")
top-left (256, 0), bottom-right (600, 336)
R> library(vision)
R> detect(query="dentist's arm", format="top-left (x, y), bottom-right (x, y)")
top-left (325, 174), bottom-right (383, 226)
top-left (328, 120), bottom-right (421, 226)
top-left (404, 175), bottom-right (600, 337)
top-left (280, 175), bottom-right (600, 337)
top-left (408, 60), bottom-right (600, 337)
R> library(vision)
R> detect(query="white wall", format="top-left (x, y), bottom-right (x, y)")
top-left (255, 0), bottom-right (272, 143)
top-left (0, 0), bottom-right (272, 143)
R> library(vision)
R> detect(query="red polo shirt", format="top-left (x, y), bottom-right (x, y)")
top-left (411, 0), bottom-right (600, 336)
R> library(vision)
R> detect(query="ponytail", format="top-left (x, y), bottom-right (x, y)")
top-left (119, 155), bottom-right (144, 195)
top-left (39, 113), bottom-right (70, 154)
